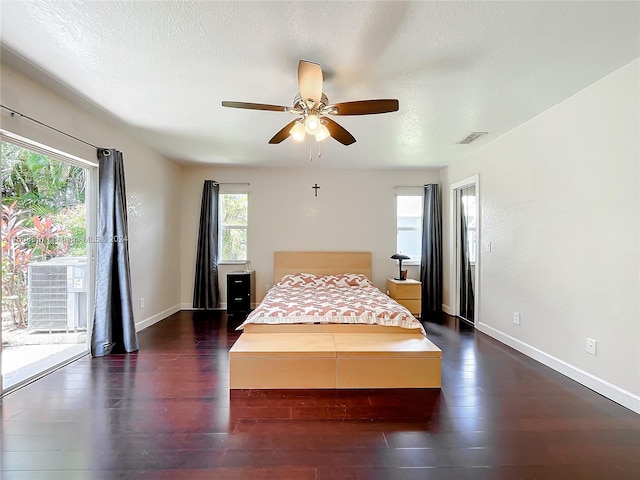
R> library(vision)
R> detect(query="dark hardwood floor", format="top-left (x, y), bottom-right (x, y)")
top-left (2, 311), bottom-right (639, 479)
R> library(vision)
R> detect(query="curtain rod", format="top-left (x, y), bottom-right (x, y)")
top-left (212, 181), bottom-right (250, 186)
top-left (394, 184), bottom-right (426, 188)
top-left (1, 104), bottom-right (98, 149)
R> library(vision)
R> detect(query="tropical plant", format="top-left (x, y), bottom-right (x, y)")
top-left (27, 216), bottom-right (70, 258)
top-left (1, 142), bottom-right (85, 216)
top-left (2, 202), bottom-right (31, 326)
top-left (52, 204), bottom-right (86, 257)
top-left (1, 141), bottom-right (86, 327)
top-left (1, 203), bottom-right (72, 327)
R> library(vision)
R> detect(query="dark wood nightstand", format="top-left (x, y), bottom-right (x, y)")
top-left (227, 271), bottom-right (255, 317)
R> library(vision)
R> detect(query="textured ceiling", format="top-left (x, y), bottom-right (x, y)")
top-left (1, 1), bottom-right (639, 169)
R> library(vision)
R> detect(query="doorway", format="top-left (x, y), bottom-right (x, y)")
top-left (1, 136), bottom-right (96, 394)
top-left (450, 176), bottom-right (479, 326)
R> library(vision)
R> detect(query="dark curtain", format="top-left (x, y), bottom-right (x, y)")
top-left (193, 180), bottom-right (220, 309)
top-left (459, 194), bottom-right (475, 322)
top-left (420, 184), bottom-right (442, 321)
top-left (91, 149), bottom-right (138, 357)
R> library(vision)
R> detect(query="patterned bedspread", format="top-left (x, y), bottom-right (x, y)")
top-left (238, 273), bottom-right (425, 334)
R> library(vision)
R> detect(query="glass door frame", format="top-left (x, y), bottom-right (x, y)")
top-left (0, 130), bottom-right (97, 396)
top-left (449, 174), bottom-right (480, 326)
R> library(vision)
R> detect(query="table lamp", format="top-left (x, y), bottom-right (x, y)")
top-left (391, 253), bottom-right (411, 280)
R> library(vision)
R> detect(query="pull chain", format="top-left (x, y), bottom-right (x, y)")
top-left (306, 138), bottom-right (323, 161)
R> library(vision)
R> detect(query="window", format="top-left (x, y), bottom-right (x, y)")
top-left (219, 193), bottom-right (248, 262)
top-left (396, 195), bottom-right (423, 263)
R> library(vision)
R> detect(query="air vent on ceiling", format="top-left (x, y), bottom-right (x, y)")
top-left (458, 132), bottom-right (488, 144)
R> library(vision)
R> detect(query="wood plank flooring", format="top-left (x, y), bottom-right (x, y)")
top-left (2, 311), bottom-right (639, 479)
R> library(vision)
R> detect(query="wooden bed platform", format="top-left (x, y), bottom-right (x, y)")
top-left (230, 328), bottom-right (441, 389)
top-left (229, 252), bottom-right (442, 389)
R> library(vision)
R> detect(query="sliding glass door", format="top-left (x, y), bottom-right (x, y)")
top-left (1, 136), bottom-right (96, 393)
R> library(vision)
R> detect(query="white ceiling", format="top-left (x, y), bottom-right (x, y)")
top-left (1, 1), bottom-right (638, 169)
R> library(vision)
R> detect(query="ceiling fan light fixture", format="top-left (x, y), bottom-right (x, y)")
top-left (304, 114), bottom-right (322, 135)
top-left (290, 121), bottom-right (306, 141)
top-left (222, 60), bottom-right (398, 146)
top-left (315, 124), bottom-right (330, 142)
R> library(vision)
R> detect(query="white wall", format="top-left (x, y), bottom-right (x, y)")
top-left (180, 167), bottom-right (440, 307)
top-left (0, 64), bottom-right (183, 330)
top-left (441, 58), bottom-right (640, 412)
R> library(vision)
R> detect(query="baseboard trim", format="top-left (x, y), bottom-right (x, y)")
top-left (136, 304), bottom-right (182, 332)
top-left (442, 303), bottom-right (452, 315)
top-left (476, 322), bottom-right (640, 414)
top-left (179, 303), bottom-right (227, 311)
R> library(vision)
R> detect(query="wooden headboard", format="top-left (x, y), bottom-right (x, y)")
top-left (273, 251), bottom-right (372, 284)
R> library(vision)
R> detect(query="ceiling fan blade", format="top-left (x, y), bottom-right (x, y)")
top-left (298, 60), bottom-right (323, 106)
top-left (324, 117), bottom-right (356, 145)
top-left (222, 101), bottom-right (289, 112)
top-left (268, 120), bottom-right (298, 144)
top-left (329, 99), bottom-right (399, 115)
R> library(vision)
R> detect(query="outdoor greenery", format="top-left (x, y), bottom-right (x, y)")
top-left (1, 142), bottom-right (86, 327)
top-left (220, 193), bottom-right (248, 261)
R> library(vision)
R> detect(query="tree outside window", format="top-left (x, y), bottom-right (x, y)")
top-left (219, 193), bottom-right (248, 262)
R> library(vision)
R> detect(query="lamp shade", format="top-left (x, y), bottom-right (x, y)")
top-left (315, 124), bottom-right (330, 141)
top-left (304, 114), bottom-right (322, 135)
top-left (391, 253), bottom-right (411, 281)
top-left (290, 121), bottom-right (306, 141)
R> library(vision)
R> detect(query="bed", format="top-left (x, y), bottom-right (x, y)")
top-left (228, 251), bottom-right (442, 389)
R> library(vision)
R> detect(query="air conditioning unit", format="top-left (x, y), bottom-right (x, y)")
top-left (27, 257), bottom-right (88, 332)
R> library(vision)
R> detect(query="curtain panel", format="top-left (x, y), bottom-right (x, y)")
top-left (420, 184), bottom-right (443, 320)
top-left (91, 148), bottom-right (139, 357)
top-left (193, 180), bottom-right (220, 309)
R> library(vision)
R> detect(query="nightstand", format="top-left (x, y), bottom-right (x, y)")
top-left (387, 278), bottom-right (422, 317)
top-left (227, 271), bottom-right (255, 317)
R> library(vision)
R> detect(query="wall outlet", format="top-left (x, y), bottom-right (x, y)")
top-left (513, 312), bottom-right (521, 325)
top-left (139, 298), bottom-right (145, 309)
top-left (586, 338), bottom-right (597, 355)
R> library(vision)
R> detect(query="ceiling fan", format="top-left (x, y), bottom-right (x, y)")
top-left (222, 60), bottom-right (399, 146)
